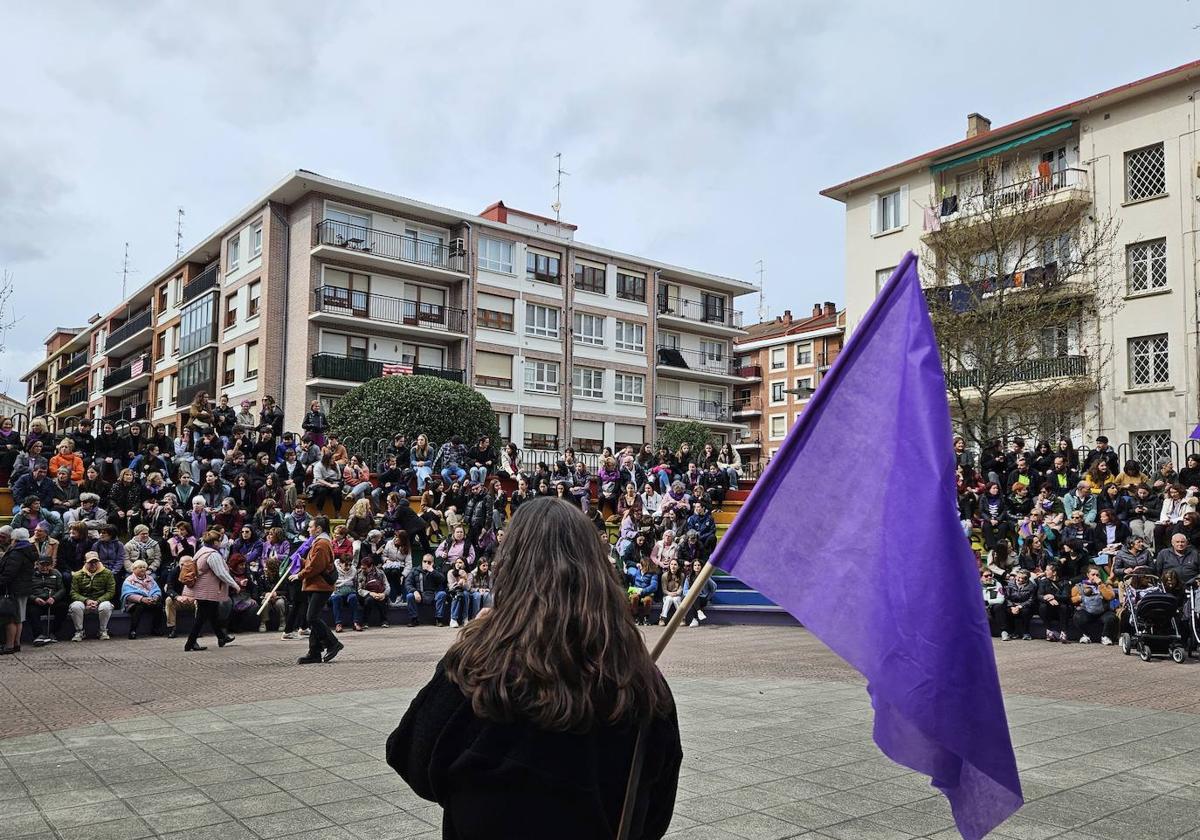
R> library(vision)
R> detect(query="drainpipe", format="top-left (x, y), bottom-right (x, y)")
top-left (563, 243), bottom-right (574, 453)
top-left (269, 202), bottom-right (291, 415)
top-left (462, 221), bottom-right (472, 384)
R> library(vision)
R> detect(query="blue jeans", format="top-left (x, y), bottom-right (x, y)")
top-left (330, 591), bottom-right (361, 625)
top-left (657, 471), bottom-right (671, 493)
top-left (450, 590), bottom-right (471, 623)
top-left (441, 466), bottom-right (466, 484)
top-left (468, 590), bottom-right (492, 618)
top-left (414, 466), bottom-right (433, 491)
top-left (406, 590), bottom-right (446, 621)
top-left (468, 466), bottom-right (489, 484)
top-left (723, 467), bottom-right (740, 488)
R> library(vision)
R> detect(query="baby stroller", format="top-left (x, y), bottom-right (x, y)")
top-left (1118, 575), bottom-right (1187, 663)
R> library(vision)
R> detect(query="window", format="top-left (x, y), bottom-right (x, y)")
top-left (574, 263), bottom-right (606, 294)
top-left (878, 189), bottom-right (901, 232)
top-left (251, 222), bottom-right (263, 257)
top-left (247, 280), bottom-right (261, 318)
top-left (525, 304), bottom-right (560, 338)
top-left (526, 250), bottom-right (561, 284)
top-left (875, 266), bottom-right (895, 295)
top-left (1127, 239), bottom-right (1167, 294)
top-left (524, 415), bottom-right (558, 450)
top-left (769, 415), bottom-right (787, 439)
top-left (477, 293), bottom-right (515, 331)
top-left (700, 339), bottom-right (725, 363)
top-left (244, 340), bottom-right (259, 380)
top-left (157, 284), bottom-right (168, 313)
top-left (475, 351), bottom-right (513, 389)
top-left (478, 237), bottom-right (514, 273)
top-left (572, 420), bottom-right (605, 454)
top-left (770, 347), bottom-right (785, 370)
top-left (573, 312), bottom-right (605, 346)
top-left (614, 320), bottom-right (644, 352)
top-left (222, 349), bottom-right (236, 386)
top-left (228, 234), bottom-right (241, 270)
top-left (347, 336), bottom-right (368, 361)
top-left (169, 373), bottom-right (178, 404)
top-left (171, 324), bottom-right (180, 355)
top-left (524, 360), bottom-right (559, 394)
top-left (156, 331), bottom-right (166, 360)
top-left (1125, 143), bottom-right (1166, 202)
top-left (1039, 325), bottom-right (1068, 358)
top-left (614, 423), bottom-right (644, 451)
top-left (1129, 334), bottom-right (1169, 387)
top-left (224, 293), bottom-right (237, 329)
top-left (614, 373), bottom-right (645, 404)
top-left (794, 377), bottom-right (813, 398)
top-left (573, 366), bottom-right (604, 400)
top-left (616, 272), bottom-right (645, 301)
top-left (796, 343), bottom-right (812, 366)
top-left (701, 292), bottom-right (727, 325)
top-left (1131, 431), bottom-right (1172, 468)
top-left (770, 381), bottom-right (786, 403)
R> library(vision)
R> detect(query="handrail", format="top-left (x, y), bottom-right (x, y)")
top-left (313, 286), bottom-right (468, 333)
top-left (655, 345), bottom-right (736, 376)
top-left (183, 263), bottom-right (220, 303)
top-left (314, 219), bottom-right (465, 274)
top-left (945, 354), bottom-right (1088, 389)
top-left (655, 294), bottom-right (743, 328)
top-left (654, 395), bottom-right (732, 423)
top-left (310, 353), bottom-right (464, 384)
top-left (104, 309), bottom-right (152, 350)
top-left (103, 355), bottom-right (150, 390)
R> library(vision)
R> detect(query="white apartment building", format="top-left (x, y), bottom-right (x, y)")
top-left (821, 60), bottom-right (1200, 469)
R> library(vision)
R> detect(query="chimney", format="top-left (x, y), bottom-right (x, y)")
top-left (966, 113), bottom-right (991, 139)
top-left (782, 309), bottom-right (792, 325)
top-left (812, 303), bottom-right (822, 318)
top-left (823, 302), bottom-right (836, 317)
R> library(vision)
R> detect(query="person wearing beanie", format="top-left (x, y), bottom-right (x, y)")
top-left (0, 528), bottom-right (38, 654)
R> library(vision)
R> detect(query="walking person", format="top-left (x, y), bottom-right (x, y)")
top-left (295, 516), bottom-right (343, 664)
top-left (0, 529), bottom-right (38, 654)
top-left (183, 530), bottom-right (238, 652)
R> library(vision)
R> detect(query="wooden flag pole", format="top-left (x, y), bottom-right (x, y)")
top-left (615, 560), bottom-right (717, 840)
top-left (256, 572), bottom-right (289, 617)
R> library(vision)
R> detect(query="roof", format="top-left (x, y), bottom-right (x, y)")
top-left (739, 309), bottom-right (841, 342)
top-left (479, 200), bottom-right (579, 231)
top-left (820, 58), bottom-right (1200, 200)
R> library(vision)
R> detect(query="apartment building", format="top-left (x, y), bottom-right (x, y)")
top-left (820, 60), bottom-right (1200, 468)
top-left (22, 171), bottom-right (755, 453)
top-left (731, 304), bottom-right (844, 469)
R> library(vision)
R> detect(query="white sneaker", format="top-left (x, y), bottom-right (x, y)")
top-left (299, 629), bottom-right (310, 636)
top-left (280, 632), bottom-right (298, 640)
top-left (449, 620), bottom-right (460, 628)
top-left (72, 631), bottom-right (84, 642)
top-left (1100, 636), bottom-right (1113, 645)
top-left (697, 610), bottom-right (707, 622)
top-left (1000, 631), bottom-right (1010, 641)
top-left (1079, 635), bottom-right (1091, 644)
top-left (99, 631), bottom-right (110, 641)
top-left (689, 619), bottom-right (699, 627)
top-left (258, 624), bottom-right (267, 633)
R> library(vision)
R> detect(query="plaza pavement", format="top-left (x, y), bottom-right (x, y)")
top-left (2, 625), bottom-right (1200, 840)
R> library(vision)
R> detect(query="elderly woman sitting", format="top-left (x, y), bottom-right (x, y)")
top-left (120, 560), bottom-right (163, 639)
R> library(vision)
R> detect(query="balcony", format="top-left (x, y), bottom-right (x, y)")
top-left (28, 375), bottom-right (47, 395)
top-left (735, 363), bottom-right (761, 380)
top-left (183, 263), bottom-right (220, 304)
top-left (945, 354), bottom-right (1089, 390)
top-left (60, 351), bottom-right (89, 378)
top-left (55, 385), bottom-right (88, 415)
top-left (816, 350), bottom-right (839, 370)
top-left (655, 345), bottom-right (744, 382)
top-left (103, 402), bottom-right (149, 424)
top-left (313, 219), bottom-right (466, 279)
top-left (102, 354), bottom-right (151, 396)
top-left (311, 286), bottom-right (468, 338)
top-left (924, 168), bottom-right (1091, 241)
top-left (733, 435), bottom-right (762, 449)
top-left (656, 294), bottom-right (743, 333)
top-left (655, 395), bottom-right (734, 424)
top-left (733, 394), bottom-right (762, 415)
top-left (103, 309), bottom-right (153, 358)
top-left (309, 353), bottom-right (465, 385)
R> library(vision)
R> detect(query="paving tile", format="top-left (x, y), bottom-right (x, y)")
top-left (141, 802), bottom-right (233, 833)
top-left (710, 811), bottom-right (809, 840)
top-left (241, 805), bottom-right (337, 838)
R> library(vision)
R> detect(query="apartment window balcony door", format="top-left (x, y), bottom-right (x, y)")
top-left (322, 278), bottom-right (369, 318)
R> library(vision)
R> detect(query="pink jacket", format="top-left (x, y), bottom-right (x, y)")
top-left (183, 546), bottom-right (237, 602)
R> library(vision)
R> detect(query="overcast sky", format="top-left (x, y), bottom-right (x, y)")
top-left (2, 0), bottom-right (1198, 396)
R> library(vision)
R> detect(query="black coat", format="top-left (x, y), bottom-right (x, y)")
top-left (0, 542), bottom-right (38, 599)
top-left (387, 661), bottom-right (681, 840)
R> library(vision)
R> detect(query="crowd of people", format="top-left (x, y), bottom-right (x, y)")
top-left (957, 434), bottom-right (1200, 647)
top-left (0, 393), bottom-right (742, 654)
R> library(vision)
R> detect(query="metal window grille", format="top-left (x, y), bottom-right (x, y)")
top-left (1129, 334), bottom-right (1170, 386)
top-left (1131, 430), bottom-right (1172, 468)
top-left (1125, 143), bottom-right (1166, 201)
top-left (1127, 238), bottom-right (1167, 293)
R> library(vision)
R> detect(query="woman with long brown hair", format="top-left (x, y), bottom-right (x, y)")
top-left (387, 496), bottom-right (681, 839)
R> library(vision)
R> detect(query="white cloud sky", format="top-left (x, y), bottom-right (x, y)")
top-left (2, 0), bottom-right (1198, 396)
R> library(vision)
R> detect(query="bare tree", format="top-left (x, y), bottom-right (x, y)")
top-left (920, 161), bottom-right (1121, 449)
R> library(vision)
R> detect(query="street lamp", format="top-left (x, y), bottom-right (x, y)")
top-left (782, 386), bottom-right (815, 399)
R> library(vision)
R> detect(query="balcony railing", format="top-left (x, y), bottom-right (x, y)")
top-left (656, 294), bottom-right (743, 328)
top-left (310, 353), bottom-right (464, 384)
top-left (183, 263), bottom-right (220, 303)
top-left (314, 219), bottom-right (465, 274)
top-left (60, 386), bottom-right (88, 410)
top-left (816, 350), bottom-right (839, 369)
top-left (103, 309), bottom-right (152, 350)
top-left (945, 354), bottom-right (1088, 389)
top-left (103, 402), bottom-right (149, 424)
top-left (926, 262), bottom-right (1066, 314)
top-left (733, 435), bottom-right (762, 448)
top-left (103, 355), bottom-right (150, 390)
top-left (655, 395), bottom-right (732, 423)
top-left (735, 363), bottom-right (762, 379)
top-left (928, 168), bottom-right (1090, 230)
top-left (313, 286), bottom-right (468, 334)
top-left (655, 345), bottom-right (736, 376)
top-left (60, 351), bottom-right (88, 377)
top-left (29, 376), bottom-right (47, 394)
top-left (733, 394), bottom-right (762, 413)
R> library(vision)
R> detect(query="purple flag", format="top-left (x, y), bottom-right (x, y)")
top-left (1190, 424), bottom-right (1200, 440)
top-left (713, 252), bottom-right (1022, 839)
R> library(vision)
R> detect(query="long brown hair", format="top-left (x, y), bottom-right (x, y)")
top-left (443, 496), bottom-right (672, 731)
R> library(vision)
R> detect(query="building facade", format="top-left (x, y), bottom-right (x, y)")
top-left (732, 304), bottom-right (844, 471)
top-left (821, 60), bottom-right (1200, 469)
top-left (21, 171), bottom-right (755, 453)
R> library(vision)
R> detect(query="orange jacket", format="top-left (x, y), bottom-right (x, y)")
top-left (49, 452), bottom-right (85, 482)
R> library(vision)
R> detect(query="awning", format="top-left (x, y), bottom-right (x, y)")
top-left (930, 120), bottom-right (1075, 174)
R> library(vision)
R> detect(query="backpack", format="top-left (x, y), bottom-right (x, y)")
top-left (179, 555), bottom-right (199, 588)
top-left (320, 551), bottom-right (338, 586)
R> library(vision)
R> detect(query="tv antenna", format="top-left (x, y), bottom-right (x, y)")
top-left (175, 208), bottom-right (185, 258)
top-left (551, 152), bottom-right (570, 236)
top-left (121, 242), bottom-right (132, 298)
top-left (755, 258), bottom-right (767, 322)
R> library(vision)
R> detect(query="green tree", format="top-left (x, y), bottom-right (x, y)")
top-left (655, 421), bottom-right (713, 457)
top-left (328, 375), bottom-right (500, 454)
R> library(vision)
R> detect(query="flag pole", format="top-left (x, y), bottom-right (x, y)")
top-left (615, 560), bottom-right (717, 840)
top-left (256, 572), bottom-right (288, 617)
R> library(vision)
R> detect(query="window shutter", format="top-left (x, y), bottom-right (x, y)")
top-left (615, 423), bottom-right (644, 444)
top-left (898, 185), bottom-right (909, 228)
top-left (869, 195), bottom-right (880, 236)
top-left (478, 293), bottom-right (514, 314)
top-left (573, 420), bottom-right (603, 439)
top-left (526, 415), bottom-right (558, 435)
top-left (476, 351), bottom-right (512, 379)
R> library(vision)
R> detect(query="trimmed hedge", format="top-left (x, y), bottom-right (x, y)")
top-left (328, 375), bottom-right (500, 451)
top-left (655, 420), bottom-right (713, 456)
